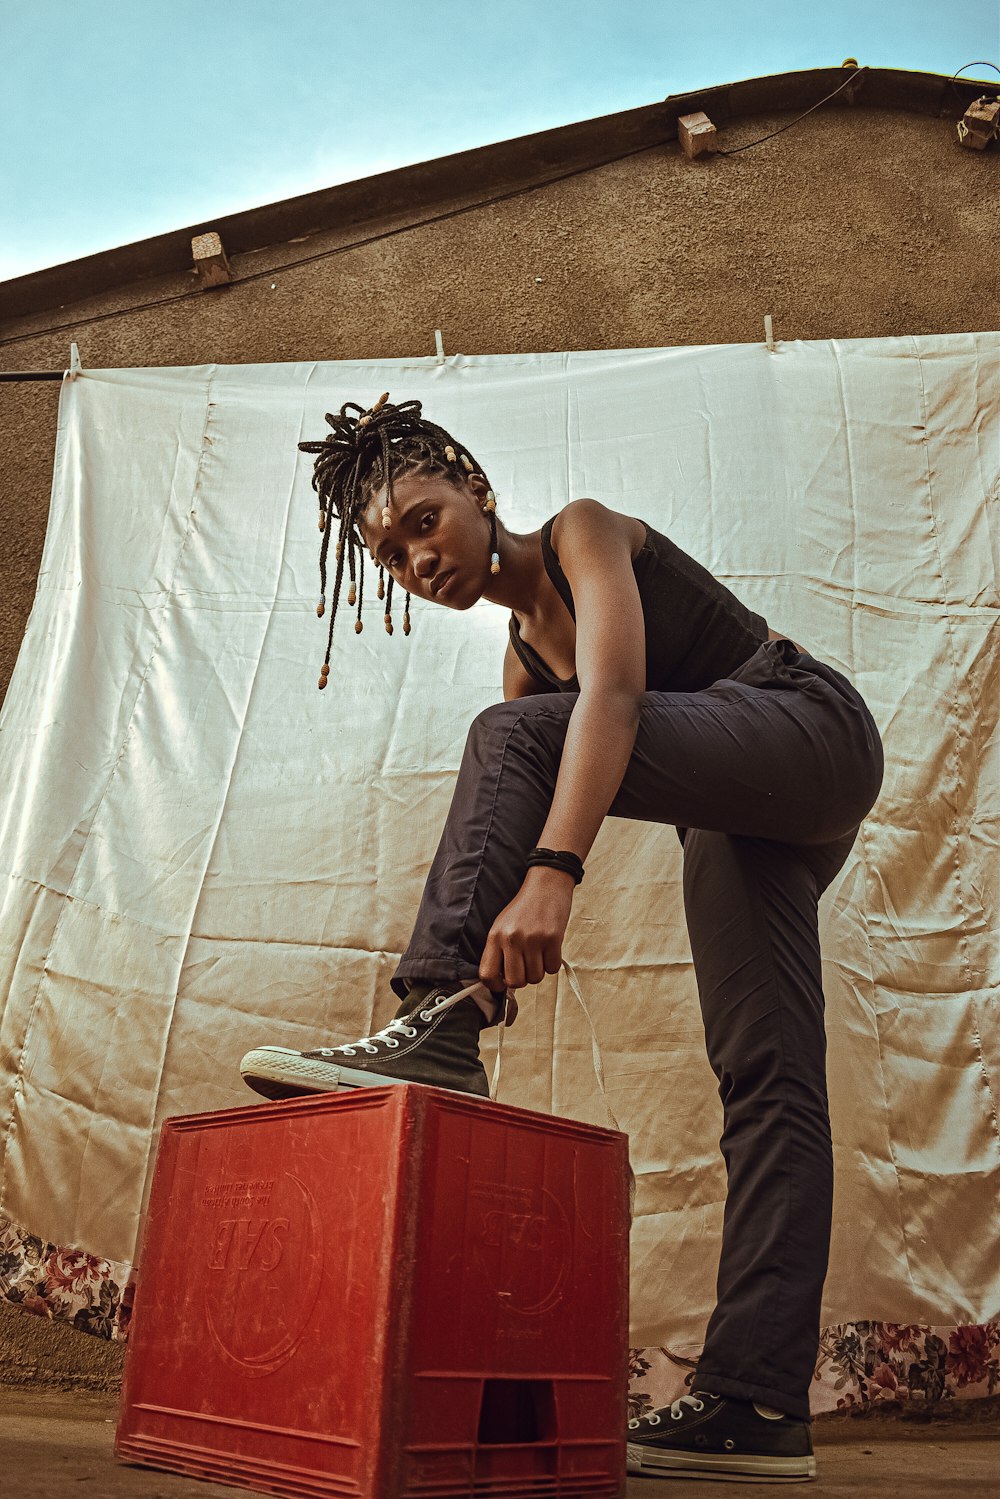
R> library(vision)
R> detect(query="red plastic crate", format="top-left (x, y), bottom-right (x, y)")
top-left (116, 1083), bottom-right (630, 1498)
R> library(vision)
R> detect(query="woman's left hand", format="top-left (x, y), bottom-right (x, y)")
top-left (479, 867), bottom-right (576, 991)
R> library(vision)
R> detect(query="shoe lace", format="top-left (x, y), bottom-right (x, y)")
top-left (311, 986), bottom-right (476, 1057)
top-left (627, 1392), bottom-right (709, 1431)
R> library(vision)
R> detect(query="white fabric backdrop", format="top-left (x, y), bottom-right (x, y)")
top-left (0, 336), bottom-right (997, 1346)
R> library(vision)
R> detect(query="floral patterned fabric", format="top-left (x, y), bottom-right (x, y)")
top-left (629, 1322), bottom-right (1000, 1417)
top-left (3, 1210), bottom-right (997, 1411)
top-left (1, 1213), bottom-right (132, 1343)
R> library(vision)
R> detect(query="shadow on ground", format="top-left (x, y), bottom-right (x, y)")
top-left (4, 1387), bottom-right (1000, 1497)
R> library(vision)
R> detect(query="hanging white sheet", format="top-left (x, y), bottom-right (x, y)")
top-left (0, 335), bottom-right (997, 1347)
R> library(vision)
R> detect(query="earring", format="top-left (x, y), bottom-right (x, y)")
top-left (488, 507), bottom-right (500, 575)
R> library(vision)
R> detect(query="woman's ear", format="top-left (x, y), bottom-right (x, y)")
top-left (466, 471), bottom-right (491, 504)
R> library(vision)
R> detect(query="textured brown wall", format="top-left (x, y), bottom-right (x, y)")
top-left (2, 103), bottom-right (997, 705)
top-left (0, 99), bottom-right (996, 1384)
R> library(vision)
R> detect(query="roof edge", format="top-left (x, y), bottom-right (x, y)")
top-left (1, 65), bottom-right (993, 323)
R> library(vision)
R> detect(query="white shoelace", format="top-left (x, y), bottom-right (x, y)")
top-left (628, 1393), bottom-right (709, 1430)
top-left (492, 958), bottom-right (636, 1221)
top-left (310, 986), bottom-right (472, 1057)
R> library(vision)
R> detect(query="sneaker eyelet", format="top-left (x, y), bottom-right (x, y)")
top-left (724, 1439), bottom-right (735, 1450)
top-left (402, 1026), bottom-right (417, 1038)
top-left (385, 1038), bottom-right (399, 1048)
top-left (363, 1045), bottom-right (378, 1053)
top-left (648, 1414), bottom-right (660, 1425)
top-left (419, 1010), bottom-right (434, 1021)
top-left (692, 1400), bottom-right (704, 1411)
top-left (342, 1047), bottom-right (356, 1056)
top-left (627, 1419), bottom-right (639, 1430)
top-left (670, 1411), bottom-right (682, 1420)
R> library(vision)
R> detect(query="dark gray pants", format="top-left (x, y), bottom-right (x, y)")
top-left (393, 638), bottom-right (884, 1420)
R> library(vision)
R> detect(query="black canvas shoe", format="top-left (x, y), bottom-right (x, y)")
top-left (627, 1391), bottom-right (816, 1482)
top-left (239, 982), bottom-right (496, 1101)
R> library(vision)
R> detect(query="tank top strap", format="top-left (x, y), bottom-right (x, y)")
top-left (507, 612), bottom-right (538, 678)
top-left (541, 515), bottom-right (577, 620)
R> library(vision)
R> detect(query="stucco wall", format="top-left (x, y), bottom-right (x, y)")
top-left (0, 96), bottom-right (996, 1384)
top-left (2, 101), bottom-right (997, 703)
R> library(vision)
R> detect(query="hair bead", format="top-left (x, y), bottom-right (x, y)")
top-left (318, 510), bottom-right (326, 532)
top-left (316, 595), bottom-right (326, 617)
top-left (491, 552), bottom-right (501, 575)
top-left (348, 583), bottom-right (356, 607)
top-left (381, 506), bottom-right (392, 529)
top-left (355, 618), bottom-right (363, 633)
top-left (320, 662), bottom-right (330, 678)
top-left (377, 570), bottom-right (385, 600)
top-left (460, 453), bottom-right (474, 472)
top-left (317, 674), bottom-right (328, 690)
top-left (384, 613), bottom-right (393, 635)
top-left (444, 444), bottom-right (457, 463)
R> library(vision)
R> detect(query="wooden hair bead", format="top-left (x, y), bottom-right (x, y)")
top-left (335, 541), bottom-right (343, 561)
top-left (355, 618), bottom-right (364, 634)
top-left (317, 674), bottom-right (328, 690)
top-left (484, 494), bottom-right (496, 512)
top-left (460, 453), bottom-right (474, 472)
top-left (377, 576), bottom-right (385, 600)
top-left (444, 444), bottom-right (457, 464)
top-left (318, 511), bottom-right (326, 532)
top-left (320, 662), bottom-right (330, 678)
top-left (316, 596), bottom-right (326, 617)
top-left (348, 583), bottom-right (356, 606)
top-left (384, 614), bottom-right (393, 635)
top-left (491, 552), bottom-right (501, 575)
top-left (381, 506), bottom-right (392, 529)
top-left (403, 610), bottom-right (411, 636)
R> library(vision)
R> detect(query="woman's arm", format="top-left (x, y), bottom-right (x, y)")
top-left (534, 498), bottom-right (646, 857)
top-left (479, 499), bottom-right (646, 989)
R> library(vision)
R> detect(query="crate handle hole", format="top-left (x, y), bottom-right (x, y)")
top-left (477, 1378), bottom-right (557, 1445)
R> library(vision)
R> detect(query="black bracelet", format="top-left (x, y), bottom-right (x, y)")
top-left (525, 847), bottom-right (585, 884)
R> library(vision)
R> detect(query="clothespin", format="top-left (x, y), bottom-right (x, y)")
top-left (434, 329), bottom-right (445, 366)
top-left (764, 315), bottom-right (775, 354)
top-left (67, 342), bottom-right (83, 380)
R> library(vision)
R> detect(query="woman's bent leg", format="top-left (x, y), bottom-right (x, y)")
top-left (393, 641), bottom-right (882, 1001)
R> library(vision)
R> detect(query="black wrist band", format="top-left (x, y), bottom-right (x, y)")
top-left (525, 847), bottom-right (585, 885)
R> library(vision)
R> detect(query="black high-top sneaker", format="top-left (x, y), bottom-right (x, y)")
top-left (627, 1390), bottom-right (816, 1482)
top-left (239, 982), bottom-right (496, 1101)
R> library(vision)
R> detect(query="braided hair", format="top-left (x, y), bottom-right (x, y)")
top-left (298, 394), bottom-right (497, 689)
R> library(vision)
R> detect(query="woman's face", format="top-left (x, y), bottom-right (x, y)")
top-left (358, 470), bottom-right (491, 609)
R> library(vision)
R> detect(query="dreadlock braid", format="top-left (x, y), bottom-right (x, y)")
top-left (298, 394), bottom-right (495, 689)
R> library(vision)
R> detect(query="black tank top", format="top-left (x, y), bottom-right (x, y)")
top-left (508, 514), bottom-right (769, 693)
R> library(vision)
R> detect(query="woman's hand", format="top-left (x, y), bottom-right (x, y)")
top-left (479, 866), bottom-right (576, 991)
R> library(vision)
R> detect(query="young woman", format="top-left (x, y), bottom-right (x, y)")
top-left (240, 394), bottom-right (884, 1482)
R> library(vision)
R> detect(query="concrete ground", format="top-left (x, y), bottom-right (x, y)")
top-left (4, 1387), bottom-right (1000, 1497)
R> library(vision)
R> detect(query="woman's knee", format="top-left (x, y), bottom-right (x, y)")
top-left (468, 693), bottom-right (573, 745)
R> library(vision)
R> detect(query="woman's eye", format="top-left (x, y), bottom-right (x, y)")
top-left (421, 512), bottom-right (435, 529)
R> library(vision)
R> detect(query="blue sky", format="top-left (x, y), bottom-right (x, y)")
top-left (2, 0), bottom-right (997, 281)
